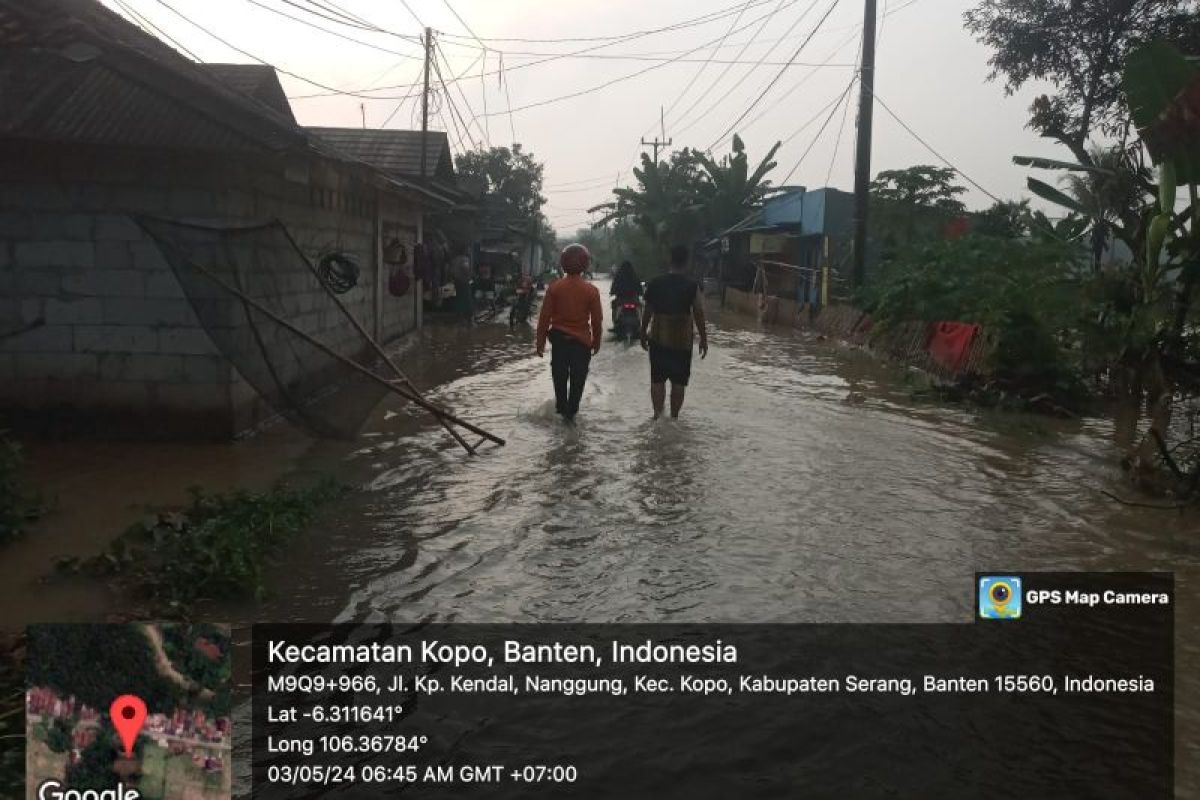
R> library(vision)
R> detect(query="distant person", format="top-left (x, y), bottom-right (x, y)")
top-left (536, 244), bottom-right (604, 422)
top-left (609, 260), bottom-right (643, 317)
top-left (641, 244), bottom-right (708, 419)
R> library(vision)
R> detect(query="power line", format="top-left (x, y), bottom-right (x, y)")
top-left (499, 51), bottom-right (517, 145)
top-left (442, 0), bottom-right (492, 144)
top-left (243, 0), bottom-right (422, 60)
top-left (779, 77), bottom-right (857, 184)
top-left (434, 0), bottom-right (782, 44)
top-left (737, 26), bottom-right (859, 133)
top-left (113, 0), bottom-right (201, 60)
top-left (868, 88), bottom-right (1001, 202)
top-left (431, 49), bottom-right (480, 150)
top-left (824, 31), bottom-right (860, 187)
top-left (154, 0), bottom-right (425, 99)
top-left (476, 0), bottom-right (804, 118)
top-left (379, 64), bottom-right (427, 128)
top-left (638, 0), bottom-right (755, 142)
top-left (436, 45), bottom-right (489, 146)
top-left (705, 0), bottom-right (841, 151)
top-left (667, 0), bottom-right (800, 137)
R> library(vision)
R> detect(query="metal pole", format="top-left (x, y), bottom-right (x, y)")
top-left (420, 26), bottom-right (432, 181)
top-left (851, 0), bottom-right (877, 289)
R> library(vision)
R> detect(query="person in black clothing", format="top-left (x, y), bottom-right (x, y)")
top-left (640, 244), bottom-right (708, 419)
top-left (609, 260), bottom-right (643, 330)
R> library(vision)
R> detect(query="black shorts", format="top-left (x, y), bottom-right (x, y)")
top-left (649, 343), bottom-right (692, 386)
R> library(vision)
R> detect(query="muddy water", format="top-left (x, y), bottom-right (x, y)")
top-left (8, 286), bottom-right (1199, 789)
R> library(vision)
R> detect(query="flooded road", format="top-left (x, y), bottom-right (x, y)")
top-left (9, 285), bottom-right (1200, 788)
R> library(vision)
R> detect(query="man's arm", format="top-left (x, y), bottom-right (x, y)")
top-left (535, 285), bottom-right (554, 356)
top-left (640, 300), bottom-right (655, 351)
top-left (589, 288), bottom-right (604, 354)
top-left (692, 290), bottom-right (708, 358)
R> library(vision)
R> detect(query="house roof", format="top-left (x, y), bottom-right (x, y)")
top-left (0, 0), bottom-right (303, 152)
top-left (201, 63), bottom-right (296, 124)
top-left (305, 127), bottom-right (456, 181)
top-left (0, 0), bottom-right (458, 207)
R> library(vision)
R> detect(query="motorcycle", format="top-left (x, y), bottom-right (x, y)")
top-left (612, 296), bottom-right (642, 344)
top-left (509, 289), bottom-right (535, 328)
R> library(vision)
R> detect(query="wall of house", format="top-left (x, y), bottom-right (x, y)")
top-left (0, 143), bottom-right (422, 439)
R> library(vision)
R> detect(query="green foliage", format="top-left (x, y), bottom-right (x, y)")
top-left (693, 134), bottom-right (781, 233)
top-left (865, 233), bottom-right (1088, 396)
top-left (0, 430), bottom-right (42, 544)
top-left (870, 165), bottom-right (967, 213)
top-left (73, 479), bottom-right (345, 606)
top-left (27, 625), bottom-right (182, 715)
top-left (160, 623), bottom-right (231, 702)
top-left (455, 144), bottom-right (546, 220)
top-left (964, 0), bottom-right (1199, 156)
top-left (46, 716), bottom-right (73, 754)
top-left (972, 199), bottom-right (1031, 238)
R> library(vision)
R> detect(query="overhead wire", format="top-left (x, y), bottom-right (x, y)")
top-left (737, 26), bottom-right (859, 133)
top-left (499, 51), bottom-right (517, 145)
top-left (705, 0), bottom-right (841, 151)
top-left (113, 0), bottom-right (201, 60)
top-left (778, 76), bottom-right (857, 184)
top-left (431, 48), bottom-right (480, 150)
top-left (476, 0), bottom-right (806, 118)
top-left (436, 44), bottom-right (489, 146)
top-left (666, 0), bottom-right (801, 137)
top-left (823, 30), bottom-right (860, 187)
top-left (867, 88), bottom-right (1002, 202)
top-left (154, 0), bottom-right (426, 99)
top-left (243, 0), bottom-right (422, 60)
top-left (378, 64), bottom-right (427, 128)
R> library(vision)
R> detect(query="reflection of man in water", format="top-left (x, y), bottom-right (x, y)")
top-left (641, 244), bottom-right (708, 419)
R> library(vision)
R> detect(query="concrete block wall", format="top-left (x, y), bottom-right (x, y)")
top-left (0, 145), bottom-right (423, 438)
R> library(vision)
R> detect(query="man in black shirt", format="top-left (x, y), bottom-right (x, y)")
top-left (640, 244), bottom-right (708, 419)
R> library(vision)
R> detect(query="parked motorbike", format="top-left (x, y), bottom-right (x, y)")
top-left (509, 290), bottom-right (535, 328)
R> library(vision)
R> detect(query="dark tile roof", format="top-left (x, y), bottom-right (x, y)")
top-left (0, 0), bottom-right (303, 152)
top-left (305, 127), bottom-right (455, 181)
top-left (202, 63), bottom-right (296, 124)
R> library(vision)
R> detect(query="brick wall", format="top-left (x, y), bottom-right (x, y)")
top-left (0, 144), bottom-right (423, 438)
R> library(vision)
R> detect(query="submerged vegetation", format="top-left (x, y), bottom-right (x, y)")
top-left (59, 479), bottom-right (345, 608)
top-left (0, 430), bottom-right (43, 544)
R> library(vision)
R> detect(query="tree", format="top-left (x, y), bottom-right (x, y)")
top-left (972, 199), bottom-right (1031, 238)
top-left (589, 150), bottom-right (707, 260)
top-left (870, 165), bottom-right (967, 213)
top-left (455, 144), bottom-right (547, 222)
top-left (694, 134), bottom-right (781, 233)
top-left (1059, 146), bottom-right (1151, 271)
top-left (964, 0), bottom-right (1200, 164)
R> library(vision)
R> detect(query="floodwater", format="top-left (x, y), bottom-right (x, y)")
top-left (7, 282), bottom-right (1200, 790)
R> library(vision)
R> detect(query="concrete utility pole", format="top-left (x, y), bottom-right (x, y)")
top-left (851, 0), bottom-right (877, 289)
top-left (420, 27), bottom-right (433, 181)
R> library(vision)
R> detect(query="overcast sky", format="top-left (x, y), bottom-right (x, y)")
top-left (102, 0), bottom-right (1068, 233)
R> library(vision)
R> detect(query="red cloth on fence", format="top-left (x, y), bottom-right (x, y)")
top-left (927, 321), bottom-right (979, 373)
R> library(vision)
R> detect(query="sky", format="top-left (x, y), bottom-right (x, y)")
top-left (100, 0), bottom-right (1070, 235)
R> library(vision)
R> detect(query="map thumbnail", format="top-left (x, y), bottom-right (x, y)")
top-left (26, 623), bottom-right (232, 800)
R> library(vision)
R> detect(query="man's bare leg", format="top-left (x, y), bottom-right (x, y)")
top-left (670, 383), bottom-right (686, 418)
top-left (651, 382), bottom-right (666, 419)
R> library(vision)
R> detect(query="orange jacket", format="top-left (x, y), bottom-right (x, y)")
top-left (536, 275), bottom-right (603, 351)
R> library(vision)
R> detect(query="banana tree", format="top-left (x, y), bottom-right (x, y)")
top-left (588, 151), bottom-right (707, 261)
top-left (693, 134), bottom-right (782, 234)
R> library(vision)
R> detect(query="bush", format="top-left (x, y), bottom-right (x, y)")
top-left (863, 233), bottom-right (1088, 399)
top-left (73, 479), bottom-right (345, 606)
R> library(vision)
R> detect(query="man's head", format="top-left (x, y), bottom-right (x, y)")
top-left (669, 244), bottom-right (689, 271)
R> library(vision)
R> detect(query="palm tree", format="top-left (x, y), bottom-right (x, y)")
top-left (694, 134), bottom-right (782, 234)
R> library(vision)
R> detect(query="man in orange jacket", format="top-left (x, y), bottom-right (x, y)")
top-left (536, 244), bottom-right (604, 422)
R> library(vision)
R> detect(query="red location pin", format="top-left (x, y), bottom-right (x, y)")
top-left (109, 695), bottom-right (147, 757)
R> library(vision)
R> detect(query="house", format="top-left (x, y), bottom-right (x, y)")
top-left (711, 187), bottom-right (856, 305)
top-left (0, 0), bottom-right (459, 438)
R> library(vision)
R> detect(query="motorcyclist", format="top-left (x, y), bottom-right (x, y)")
top-left (609, 260), bottom-right (643, 322)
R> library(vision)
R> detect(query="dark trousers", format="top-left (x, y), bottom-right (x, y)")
top-left (549, 329), bottom-right (591, 417)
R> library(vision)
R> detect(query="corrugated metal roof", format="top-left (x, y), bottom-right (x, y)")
top-left (202, 63), bottom-right (296, 124)
top-left (306, 128), bottom-right (454, 180)
top-left (0, 0), bottom-right (303, 152)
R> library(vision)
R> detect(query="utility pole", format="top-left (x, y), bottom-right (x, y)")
top-left (851, 0), bottom-right (877, 289)
top-left (420, 26), bottom-right (432, 182)
top-left (641, 106), bottom-right (673, 163)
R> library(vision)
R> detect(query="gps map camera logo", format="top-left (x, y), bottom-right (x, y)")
top-left (979, 576), bottom-right (1022, 620)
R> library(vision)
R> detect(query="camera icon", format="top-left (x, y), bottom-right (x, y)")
top-left (979, 576), bottom-right (1022, 620)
